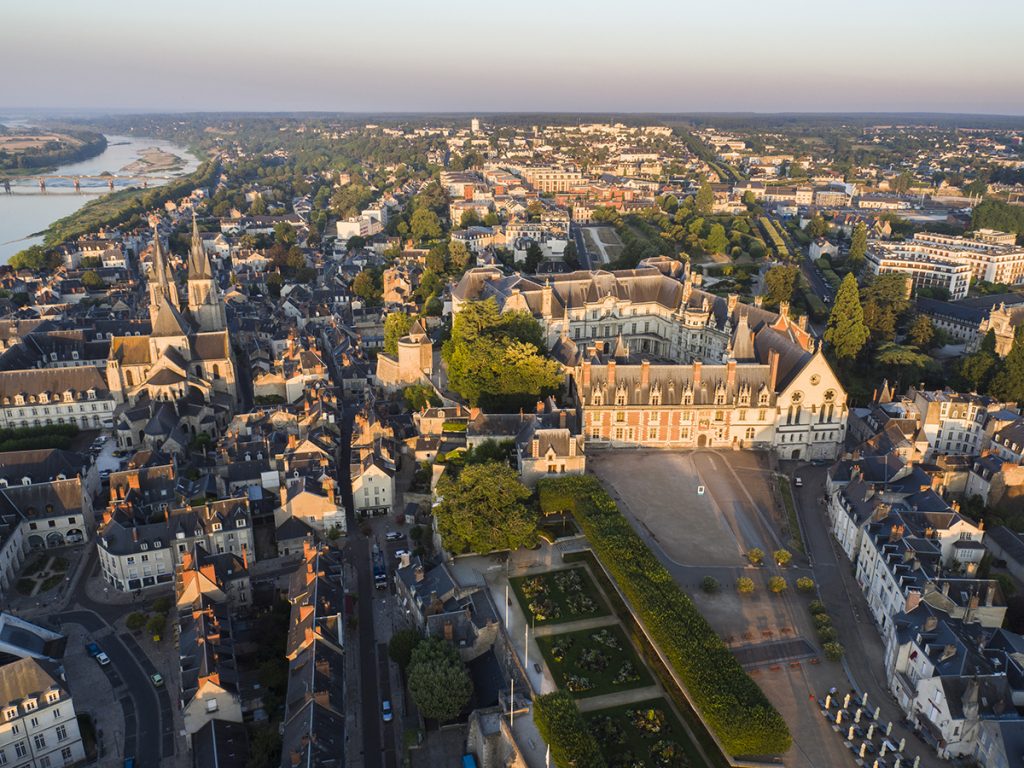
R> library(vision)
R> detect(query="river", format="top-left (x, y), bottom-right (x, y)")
top-left (0, 125), bottom-right (200, 263)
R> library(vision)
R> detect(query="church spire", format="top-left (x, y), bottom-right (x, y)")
top-left (148, 222), bottom-right (178, 311)
top-left (188, 211), bottom-right (213, 279)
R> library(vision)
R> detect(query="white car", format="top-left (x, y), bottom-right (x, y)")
top-left (385, 531), bottom-right (404, 542)
top-left (381, 700), bottom-right (393, 722)
top-left (394, 549), bottom-right (410, 560)
top-left (95, 652), bottom-right (111, 666)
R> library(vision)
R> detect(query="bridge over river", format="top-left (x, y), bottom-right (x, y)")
top-left (1, 174), bottom-right (176, 194)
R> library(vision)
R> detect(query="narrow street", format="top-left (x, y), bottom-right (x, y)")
top-left (791, 465), bottom-right (944, 768)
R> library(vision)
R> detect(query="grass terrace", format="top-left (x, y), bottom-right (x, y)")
top-left (509, 566), bottom-right (609, 626)
top-left (538, 624), bottom-right (652, 699)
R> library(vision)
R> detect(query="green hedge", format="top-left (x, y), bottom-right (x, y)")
top-left (538, 476), bottom-right (792, 758)
top-left (532, 691), bottom-right (605, 768)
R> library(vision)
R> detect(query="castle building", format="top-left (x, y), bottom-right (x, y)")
top-left (452, 257), bottom-right (848, 460)
top-left (107, 222), bottom-right (237, 410)
top-left (373, 317), bottom-right (433, 391)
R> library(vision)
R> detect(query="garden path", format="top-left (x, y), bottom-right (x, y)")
top-left (533, 615), bottom-right (617, 638)
top-left (576, 685), bottom-right (664, 712)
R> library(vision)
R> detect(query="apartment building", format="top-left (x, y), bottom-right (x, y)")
top-left (866, 245), bottom-right (972, 300)
top-left (0, 658), bottom-right (85, 768)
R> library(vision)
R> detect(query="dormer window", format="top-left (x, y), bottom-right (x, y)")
top-left (153, 540), bottom-right (162, 548)
top-left (23, 700), bottom-right (36, 712)
top-left (50, 352), bottom-right (57, 362)
top-left (212, 523), bottom-right (222, 532)
top-left (682, 391), bottom-right (693, 406)
top-left (140, 542), bottom-right (148, 551)
top-left (758, 391), bottom-right (770, 406)
top-left (3, 707), bottom-right (17, 720)
top-left (87, 389), bottom-right (96, 400)
top-left (14, 395), bottom-right (24, 406)
top-left (46, 692), bottom-right (59, 705)
top-left (650, 388), bottom-right (662, 406)
top-left (64, 392), bottom-right (73, 403)
top-left (176, 531), bottom-right (185, 540)
top-left (39, 393), bottom-right (48, 404)
top-left (615, 387), bottom-right (627, 406)
top-left (236, 519), bottom-right (246, 528)
top-left (591, 388), bottom-right (604, 406)
top-left (72, 351), bottom-right (79, 360)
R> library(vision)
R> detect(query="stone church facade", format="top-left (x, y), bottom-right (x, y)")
top-left (107, 217), bottom-right (237, 409)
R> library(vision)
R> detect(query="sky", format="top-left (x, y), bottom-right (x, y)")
top-left (2, 0), bottom-right (1023, 115)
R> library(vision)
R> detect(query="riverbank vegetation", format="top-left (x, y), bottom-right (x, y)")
top-left (0, 128), bottom-right (107, 175)
top-left (37, 158), bottom-right (219, 248)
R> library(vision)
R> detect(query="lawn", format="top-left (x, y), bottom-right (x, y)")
top-left (537, 624), bottom-right (652, 699)
top-left (586, 697), bottom-right (702, 767)
top-left (509, 566), bottom-right (609, 626)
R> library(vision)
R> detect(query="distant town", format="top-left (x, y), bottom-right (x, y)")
top-left (0, 112), bottom-right (1023, 768)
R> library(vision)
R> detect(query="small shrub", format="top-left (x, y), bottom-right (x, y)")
top-left (126, 612), bottom-right (148, 631)
top-left (146, 613), bottom-right (166, 640)
top-left (768, 576), bottom-right (787, 594)
top-left (773, 549), bottom-right (792, 567)
top-left (818, 627), bottom-right (838, 643)
top-left (736, 577), bottom-right (755, 594)
top-left (824, 642), bottom-right (845, 662)
top-left (796, 577), bottom-right (815, 592)
top-left (813, 613), bottom-right (833, 629)
top-left (152, 596), bottom-right (172, 614)
top-left (746, 548), bottom-right (764, 566)
top-left (701, 576), bottom-right (719, 594)
top-left (809, 600), bottom-right (827, 615)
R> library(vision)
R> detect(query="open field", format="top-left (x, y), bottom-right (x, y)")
top-left (581, 225), bottom-right (624, 263)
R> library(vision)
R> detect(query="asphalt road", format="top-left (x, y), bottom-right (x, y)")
top-left (570, 223), bottom-right (592, 270)
top-left (58, 609), bottom-right (162, 768)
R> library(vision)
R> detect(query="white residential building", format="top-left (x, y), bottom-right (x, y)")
top-left (0, 658), bottom-right (86, 768)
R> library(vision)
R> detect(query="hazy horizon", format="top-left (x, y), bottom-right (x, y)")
top-left (4, 0), bottom-right (1023, 116)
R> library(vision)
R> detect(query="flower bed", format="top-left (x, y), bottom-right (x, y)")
top-left (537, 624), bottom-right (651, 699)
top-left (538, 475), bottom-right (791, 757)
top-left (509, 566), bottom-right (609, 626)
top-left (586, 698), bottom-right (701, 768)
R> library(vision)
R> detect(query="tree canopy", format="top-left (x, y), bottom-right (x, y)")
top-left (825, 274), bottom-right (869, 359)
top-left (383, 312), bottom-right (413, 358)
top-left (694, 181), bottom-right (714, 215)
top-left (991, 327), bottom-right (1024, 404)
top-left (435, 462), bottom-right (536, 555)
top-left (442, 299), bottom-right (561, 410)
top-left (351, 268), bottom-right (382, 305)
top-left (848, 221), bottom-right (867, 267)
top-left (763, 265), bottom-right (798, 308)
top-left (411, 208), bottom-right (442, 242)
top-left (406, 637), bottom-right (472, 723)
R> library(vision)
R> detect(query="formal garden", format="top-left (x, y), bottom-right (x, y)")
top-left (509, 566), bottom-right (609, 626)
top-left (537, 624), bottom-right (651, 698)
top-left (585, 698), bottom-right (700, 768)
top-left (15, 553), bottom-right (69, 595)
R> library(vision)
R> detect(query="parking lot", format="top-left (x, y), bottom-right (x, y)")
top-left (589, 449), bottom-right (856, 768)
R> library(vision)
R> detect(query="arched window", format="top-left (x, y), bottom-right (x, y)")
top-left (212, 364), bottom-right (221, 379)
top-left (125, 370), bottom-right (134, 387)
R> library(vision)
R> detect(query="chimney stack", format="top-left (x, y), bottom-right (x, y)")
top-left (414, 565), bottom-right (424, 583)
top-left (640, 359), bottom-right (650, 389)
top-left (768, 349), bottom-right (780, 391)
top-left (581, 359), bottom-right (591, 389)
top-left (924, 615), bottom-right (938, 632)
top-left (693, 359), bottom-right (702, 389)
top-left (607, 359), bottom-right (616, 389)
top-left (726, 358), bottom-right (737, 391)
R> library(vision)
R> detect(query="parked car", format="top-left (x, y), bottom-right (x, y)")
top-left (381, 700), bottom-right (393, 722)
top-left (394, 549), bottom-right (410, 560)
top-left (85, 642), bottom-right (102, 658)
top-left (95, 652), bottom-right (111, 666)
top-left (385, 531), bottom-right (404, 542)
top-left (794, 476), bottom-right (803, 487)
top-left (150, 673), bottom-right (164, 687)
